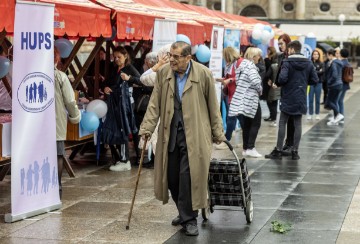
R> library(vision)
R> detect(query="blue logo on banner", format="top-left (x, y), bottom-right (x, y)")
top-left (17, 72), bottom-right (54, 113)
top-left (20, 157), bottom-right (58, 196)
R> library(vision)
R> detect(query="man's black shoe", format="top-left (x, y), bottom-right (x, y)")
top-left (281, 145), bottom-right (293, 156)
top-left (184, 224), bottom-right (199, 236)
top-left (171, 216), bottom-right (181, 226)
top-left (265, 147), bottom-right (282, 159)
top-left (292, 151), bottom-right (300, 160)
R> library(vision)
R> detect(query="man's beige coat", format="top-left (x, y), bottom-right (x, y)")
top-left (139, 61), bottom-right (225, 210)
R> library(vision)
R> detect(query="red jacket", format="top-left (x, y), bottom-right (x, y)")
top-left (223, 58), bottom-right (243, 104)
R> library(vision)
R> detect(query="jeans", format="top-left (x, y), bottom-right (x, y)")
top-left (276, 112), bottom-right (302, 151)
top-left (225, 116), bottom-right (242, 141)
top-left (338, 86), bottom-right (349, 115)
top-left (308, 83), bottom-right (322, 115)
top-left (327, 85), bottom-right (342, 116)
top-left (239, 103), bottom-right (261, 150)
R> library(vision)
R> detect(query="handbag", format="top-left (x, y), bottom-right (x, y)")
top-left (135, 94), bottom-right (150, 113)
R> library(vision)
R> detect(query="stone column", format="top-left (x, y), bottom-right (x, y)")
top-left (296, 0), bottom-right (306, 20)
top-left (268, 0), bottom-right (279, 19)
top-left (226, 0), bottom-right (233, 14)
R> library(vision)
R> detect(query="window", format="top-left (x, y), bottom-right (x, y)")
top-left (240, 5), bottom-right (267, 17)
top-left (283, 3), bottom-right (294, 12)
top-left (320, 3), bottom-right (331, 12)
top-left (212, 2), bottom-right (221, 11)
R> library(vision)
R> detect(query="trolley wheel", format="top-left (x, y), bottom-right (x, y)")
top-left (245, 200), bottom-right (253, 223)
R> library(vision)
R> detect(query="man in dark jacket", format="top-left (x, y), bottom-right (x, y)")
top-left (265, 40), bottom-right (318, 160)
top-left (326, 49), bottom-right (344, 125)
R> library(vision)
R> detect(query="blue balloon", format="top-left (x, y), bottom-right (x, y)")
top-left (0, 56), bottom-right (10, 79)
top-left (264, 25), bottom-right (272, 33)
top-left (251, 37), bottom-right (262, 46)
top-left (80, 111), bottom-right (100, 132)
top-left (106, 26), bottom-right (116, 41)
top-left (54, 38), bottom-right (73, 58)
top-left (195, 44), bottom-right (211, 63)
top-left (176, 34), bottom-right (191, 45)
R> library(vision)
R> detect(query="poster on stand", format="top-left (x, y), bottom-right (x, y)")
top-left (303, 37), bottom-right (317, 59)
top-left (5, 1), bottom-right (61, 223)
top-left (152, 19), bottom-right (177, 52)
top-left (224, 28), bottom-right (241, 52)
top-left (209, 26), bottom-right (224, 106)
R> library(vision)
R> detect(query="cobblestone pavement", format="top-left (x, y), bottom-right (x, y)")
top-left (1, 71), bottom-right (360, 244)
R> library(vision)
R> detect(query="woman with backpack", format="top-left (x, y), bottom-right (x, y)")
top-left (338, 48), bottom-right (352, 124)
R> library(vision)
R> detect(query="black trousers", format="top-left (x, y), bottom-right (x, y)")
top-left (267, 100), bottom-right (278, 121)
top-left (168, 129), bottom-right (198, 226)
top-left (239, 103), bottom-right (262, 150)
top-left (284, 116), bottom-right (294, 147)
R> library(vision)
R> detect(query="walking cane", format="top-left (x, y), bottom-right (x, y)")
top-left (126, 136), bottom-right (148, 230)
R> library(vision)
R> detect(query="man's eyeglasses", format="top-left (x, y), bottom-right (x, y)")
top-left (167, 52), bottom-right (186, 60)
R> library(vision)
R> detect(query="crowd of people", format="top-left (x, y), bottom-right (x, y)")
top-left (0, 33), bottom-right (354, 236)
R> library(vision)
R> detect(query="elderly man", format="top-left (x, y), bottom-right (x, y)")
top-left (139, 41), bottom-right (225, 236)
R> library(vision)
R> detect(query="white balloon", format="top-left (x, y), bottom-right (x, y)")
top-left (307, 32), bottom-right (316, 38)
top-left (252, 29), bottom-right (262, 40)
top-left (86, 99), bottom-right (108, 118)
top-left (191, 45), bottom-right (198, 55)
top-left (253, 23), bottom-right (264, 31)
top-left (261, 30), bottom-right (272, 45)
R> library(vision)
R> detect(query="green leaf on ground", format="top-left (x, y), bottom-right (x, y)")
top-left (270, 220), bottom-right (292, 234)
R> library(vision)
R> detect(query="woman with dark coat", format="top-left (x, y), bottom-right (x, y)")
top-left (103, 46), bottom-right (142, 171)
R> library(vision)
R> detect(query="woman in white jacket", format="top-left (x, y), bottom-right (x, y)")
top-left (228, 47), bottom-right (263, 157)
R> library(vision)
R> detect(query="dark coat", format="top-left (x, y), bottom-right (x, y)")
top-left (278, 54), bottom-right (318, 115)
top-left (312, 61), bottom-right (325, 83)
top-left (326, 59), bottom-right (343, 88)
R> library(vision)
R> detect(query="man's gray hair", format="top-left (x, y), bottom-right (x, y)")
top-left (158, 44), bottom-right (171, 58)
top-left (171, 41), bottom-right (191, 56)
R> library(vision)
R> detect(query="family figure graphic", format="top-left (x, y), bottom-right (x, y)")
top-left (25, 81), bottom-right (48, 104)
top-left (20, 157), bottom-right (58, 196)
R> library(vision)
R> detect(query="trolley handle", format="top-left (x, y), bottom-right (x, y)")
top-left (223, 140), bottom-right (233, 151)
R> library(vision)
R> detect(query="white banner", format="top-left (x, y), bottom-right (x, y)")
top-left (152, 19), bottom-right (177, 52)
top-left (6, 1), bottom-right (60, 222)
top-left (209, 26), bottom-right (224, 105)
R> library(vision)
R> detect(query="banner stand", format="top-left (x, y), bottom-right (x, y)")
top-left (5, 203), bottom-right (62, 223)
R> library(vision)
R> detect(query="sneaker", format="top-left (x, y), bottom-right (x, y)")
top-left (246, 148), bottom-right (262, 158)
top-left (315, 115), bottom-right (320, 120)
top-left (214, 142), bottom-right (228, 150)
top-left (339, 119), bottom-right (345, 124)
top-left (291, 151), bottom-right (300, 160)
top-left (281, 144), bottom-right (293, 156)
top-left (307, 115), bottom-right (312, 120)
top-left (327, 120), bottom-right (339, 126)
top-left (264, 117), bottom-right (274, 122)
top-left (333, 113), bottom-right (344, 123)
top-left (242, 150), bottom-right (247, 156)
top-left (270, 121), bottom-right (277, 127)
top-left (109, 161), bottom-right (131, 172)
top-left (328, 116), bottom-right (334, 121)
top-left (265, 147), bottom-right (282, 159)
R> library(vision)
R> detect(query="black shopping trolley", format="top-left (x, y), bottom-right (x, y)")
top-left (202, 141), bottom-right (253, 223)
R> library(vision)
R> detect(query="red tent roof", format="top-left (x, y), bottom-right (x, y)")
top-left (0, 0), bottom-right (112, 37)
top-left (0, 0), bottom-right (15, 33)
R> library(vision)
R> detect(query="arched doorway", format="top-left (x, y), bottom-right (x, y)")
top-left (240, 5), bottom-right (267, 18)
